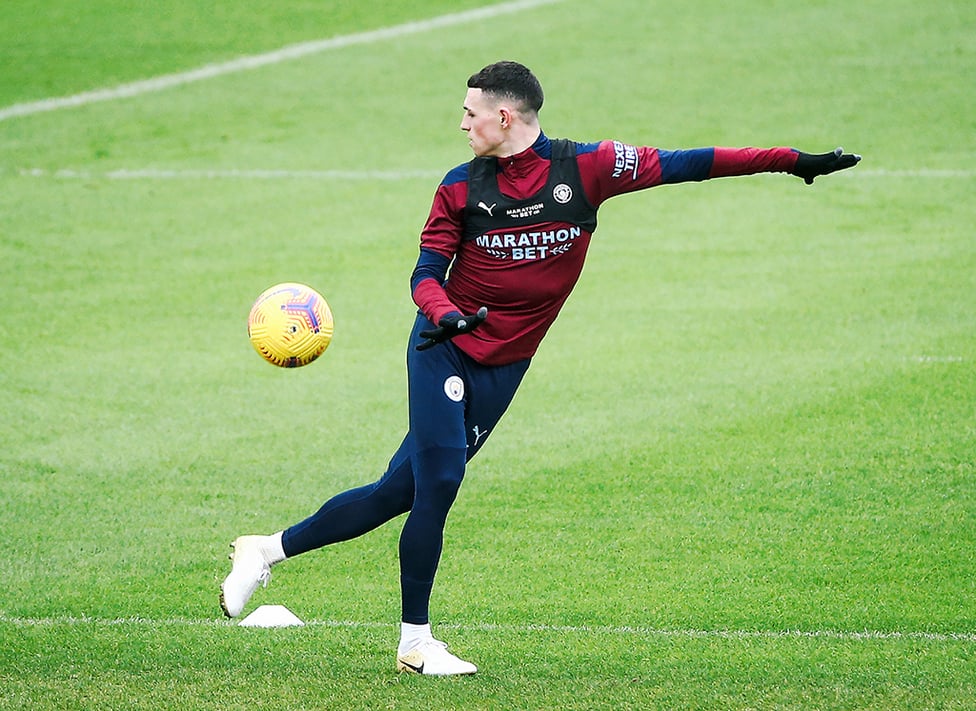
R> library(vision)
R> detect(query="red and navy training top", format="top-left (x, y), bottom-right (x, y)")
top-left (412, 132), bottom-right (799, 366)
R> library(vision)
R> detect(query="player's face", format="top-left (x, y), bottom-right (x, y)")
top-left (461, 88), bottom-right (506, 157)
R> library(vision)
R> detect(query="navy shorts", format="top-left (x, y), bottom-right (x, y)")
top-left (404, 312), bottom-right (530, 461)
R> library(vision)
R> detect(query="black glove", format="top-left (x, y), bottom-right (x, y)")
top-left (793, 147), bottom-right (862, 184)
top-left (416, 307), bottom-right (488, 351)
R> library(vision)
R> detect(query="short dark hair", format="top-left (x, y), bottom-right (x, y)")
top-left (467, 61), bottom-right (544, 114)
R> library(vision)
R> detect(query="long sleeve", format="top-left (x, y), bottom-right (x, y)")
top-left (411, 168), bottom-right (469, 324)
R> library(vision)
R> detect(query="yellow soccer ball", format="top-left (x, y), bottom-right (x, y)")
top-left (247, 283), bottom-right (334, 368)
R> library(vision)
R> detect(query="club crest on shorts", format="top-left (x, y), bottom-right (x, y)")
top-left (444, 376), bottom-right (465, 402)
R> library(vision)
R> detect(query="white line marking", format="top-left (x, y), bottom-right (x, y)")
top-left (911, 355), bottom-right (965, 363)
top-left (14, 167), bottom-right (976, 182)
top-left (0, 0), bottom-right (563, 123)
top-left (18, 167), bottom-right (443, 181)
top-left (1, 615), bottom-right (973, 643)
top-left (855, 168), bottom-right (975, 178)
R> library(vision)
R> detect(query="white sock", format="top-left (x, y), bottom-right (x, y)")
top-left (398, 622), bottom-right (433, 654)
top-left (262, 531), bottom-right (286, 565)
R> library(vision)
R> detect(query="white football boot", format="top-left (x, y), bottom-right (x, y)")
top-left (396, 639), bottom-right (478, 676)
top-left (219, 534), bottom-right (283, 618)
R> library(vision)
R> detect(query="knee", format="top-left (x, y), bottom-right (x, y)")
top-left (377, 477), bottom-right (415, 514)
top-left (412, 446), bottom-right (467, 508)
top-left (373, 460), bottom-right (416, 514)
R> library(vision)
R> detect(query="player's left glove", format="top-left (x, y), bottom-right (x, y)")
top-left (793, 147), bottom-right (862, 184)
top-left (416, 307), bottom-right (488, 351)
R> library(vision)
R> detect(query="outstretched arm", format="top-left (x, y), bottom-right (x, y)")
top-left (582, 142), bottom-right (862, 203)
top-left (707, 146), bottom-right (861, 184)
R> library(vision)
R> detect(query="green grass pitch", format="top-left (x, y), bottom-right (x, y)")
top-left (1, 1), bottom-right (974, 708)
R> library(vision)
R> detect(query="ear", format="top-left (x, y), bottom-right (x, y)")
top-left (498, 106), bottom-right (514, 129)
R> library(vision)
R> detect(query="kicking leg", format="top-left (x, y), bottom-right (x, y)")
top-left (282, 439), bottom-right (416, 556)
top-left (220, 438), bottom-right (416, 617)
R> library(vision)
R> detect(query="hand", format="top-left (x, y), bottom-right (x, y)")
top-left (416, 307), bottom-right (488, 351)
top-left (793, 147), bottom-right (862, 184)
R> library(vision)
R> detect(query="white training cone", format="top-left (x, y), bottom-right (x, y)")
top-left (238, 605), bottom-right (305, 628)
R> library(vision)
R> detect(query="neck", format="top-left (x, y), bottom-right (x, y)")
top-left (497, 125), bottom-right (541, 158)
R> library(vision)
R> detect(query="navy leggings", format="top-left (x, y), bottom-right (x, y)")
top-left (281, 313), bottom-right (530, 623)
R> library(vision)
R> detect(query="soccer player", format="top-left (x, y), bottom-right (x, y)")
top-left (220, 61), bottom-right (860, 675)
